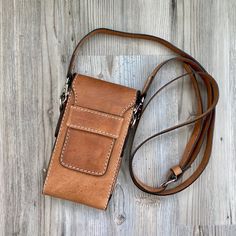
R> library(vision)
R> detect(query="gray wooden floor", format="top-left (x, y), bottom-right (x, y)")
top-left (0, 0), bottom-right (235, 235)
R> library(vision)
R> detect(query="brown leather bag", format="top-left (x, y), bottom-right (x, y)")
top-left (43, 28), bottom-right (219, 210)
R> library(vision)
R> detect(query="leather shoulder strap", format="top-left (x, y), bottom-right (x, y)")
top-left (67, 28), bottom-right (206, 91)
top-left (129, 57), bottom-right (218, 195)
top-left (66, 28), bottom-right (219, 195)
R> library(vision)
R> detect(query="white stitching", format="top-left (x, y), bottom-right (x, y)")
top-left (43, 75), bottom-right (80, 191)
top-left (72, 106), bottom-right (123, 121)
top-left (102, 103), bottom-right (136, 209)
top-left (72, 77), bottom-right (78, 104)
top-left (68, 124), bottom-right (119, 139)
top-left (60, 137), bottom-right (114, 175)
top-left (119, 91), bottom-right (137, 115)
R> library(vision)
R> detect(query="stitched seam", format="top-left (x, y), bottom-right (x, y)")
top-left (43, 75), bottom-right (80, 191)
top-left (60, 132), bottom-right (114, 175)
top-left (72, 106), bottom-right (123, 121)
top-left (72, 78), bottom-right (78, 104)
top-left (119, 92), bottom-right (137, 115)
top-left (102, 104), bottom-right (135, 210)
top-left (68, 124), bottom-right (118, 139)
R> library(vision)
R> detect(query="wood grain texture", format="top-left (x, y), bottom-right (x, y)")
top-left (0, 0), bottom-right (235, 235)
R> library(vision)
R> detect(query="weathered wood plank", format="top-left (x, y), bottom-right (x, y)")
top-left (0, 0), bottom-right (235, 235)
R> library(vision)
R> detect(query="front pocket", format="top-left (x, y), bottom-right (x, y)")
top-left (60, 106), bottom-right (124, 176)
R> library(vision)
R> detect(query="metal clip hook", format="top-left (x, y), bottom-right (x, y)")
top-left (59, 77), bottom-right (70, 110)
top-left (131, 95), bottom-right (145, 127)
top-left (160, 174), bottom-right (178, 188)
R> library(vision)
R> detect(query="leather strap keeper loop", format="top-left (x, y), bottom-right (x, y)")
top-left (171, 165), bottom-right (183, 177)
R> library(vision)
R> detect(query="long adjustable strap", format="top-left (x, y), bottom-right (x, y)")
top-left (129, 57), bottom-right (219, 195)
top-left (66, 28), bottom-right (219, 195)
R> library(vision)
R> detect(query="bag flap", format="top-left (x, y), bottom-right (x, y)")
top-left (72, 74), bottom-right (137, 116)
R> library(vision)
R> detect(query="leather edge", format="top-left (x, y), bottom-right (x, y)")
top-left (42, 87), bottom-right (75, 195)
top-left (101, 106), bottom-right (135, 210)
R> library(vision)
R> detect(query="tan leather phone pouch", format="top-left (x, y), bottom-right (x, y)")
top-left (43, 74), bottom-right (137, 209)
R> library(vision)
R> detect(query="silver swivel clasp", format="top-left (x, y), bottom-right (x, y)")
top-left (59, 77), bottom-right (71, 110)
